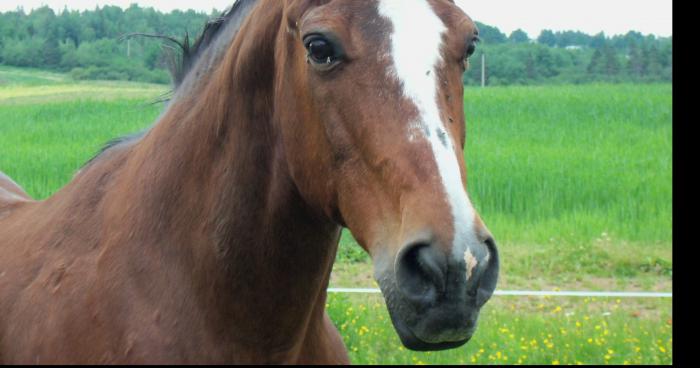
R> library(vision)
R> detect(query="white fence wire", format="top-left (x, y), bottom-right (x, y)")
top-left (327, 288), bottom-right (672, 298)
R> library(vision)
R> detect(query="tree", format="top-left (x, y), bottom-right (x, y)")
top-left (537, 30), bottom-right (557, 47)
top-left (602, 44), bottom-right (621, 75)
top-left (555, 30), bottom-right (591, 48)
top-left (587, 48), bottom-right (603, 75)
top-left (535, 46), bottom-right (558, 78)
top-left (43, 36), bottom-right (62, 67)
top-left (0, 37), bottom-right (45, 67)
top-left (589, 32), bottom-right (607, 49)
top-left (643, 44), bottom-right (663, 79)
top-left (475, 22), bottom-right (507, 44)
top-left (626, 40), bottom-right (644, 78)
top-left (508, 29), bottom-right (529, 44)
top-left (28, 6), bottom-right (57, 39)
top-left (58, 8), bottom-right (83, 46)
top-left (0, 4), bottom-right (673, 86)
top-left (624, 31), bottom-right (645, 46)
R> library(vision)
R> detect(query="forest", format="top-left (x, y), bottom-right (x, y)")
top-left (0, 5), bottom-right (672, 85)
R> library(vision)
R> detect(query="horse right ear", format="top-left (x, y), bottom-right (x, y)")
top-left (284, 0), bottom-right (332, 32)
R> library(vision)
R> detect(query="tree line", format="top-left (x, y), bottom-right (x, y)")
top-left (465, 23), bottom-right (672, 85)
top-left (0, 5), bottom-right (212, 83)
top-left (0, 5), bottom-right (672, 85)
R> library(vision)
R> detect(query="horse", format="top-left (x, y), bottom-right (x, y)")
top-left (0, 0), bottom-right (498, 364)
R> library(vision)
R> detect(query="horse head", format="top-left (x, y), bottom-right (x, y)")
top-left (274, 0), bottom-right (499, 351)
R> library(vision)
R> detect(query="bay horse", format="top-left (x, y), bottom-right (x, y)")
top-left (0, 0), bottom-right (498, 364)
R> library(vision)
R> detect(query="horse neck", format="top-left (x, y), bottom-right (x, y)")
top-left (106, 1), bottom-right (341, 352)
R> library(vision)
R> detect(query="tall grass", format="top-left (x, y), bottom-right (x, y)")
top-left (0, 75), bottom-right (672, 281)
top-left (464, 84), bottom-right (672, 246)
top-left (0, 98), bottom-right (163, 198)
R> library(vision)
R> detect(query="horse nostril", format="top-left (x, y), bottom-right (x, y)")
top-left (474, 236), bottom-right (499, 307)
top-left (395, 241), bottom-right (447, 307)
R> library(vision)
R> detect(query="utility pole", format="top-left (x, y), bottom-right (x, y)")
top-left (481, 53), bottom-right (486, 87)
top-left (127, 39), bottom-right (131, 58)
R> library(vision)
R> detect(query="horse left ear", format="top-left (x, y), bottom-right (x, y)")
top-left (284, 0), bottom-right (332, 31)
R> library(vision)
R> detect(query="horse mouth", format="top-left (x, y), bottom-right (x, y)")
top-left (389, 310), bottom-right (473, 351)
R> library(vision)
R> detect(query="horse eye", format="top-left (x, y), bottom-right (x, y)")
top-left (305, 37), bottom-right (337, 65)
top-left (465, 38), bottom-right (478, 59)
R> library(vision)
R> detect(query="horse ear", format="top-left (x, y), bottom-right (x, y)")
top-left (284, 0), bottom-right (331, 31)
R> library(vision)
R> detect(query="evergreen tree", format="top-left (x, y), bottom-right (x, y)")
top-left (587, 48), bottom-right (603, 75)
top-left (590, 32), bottom-right (607, 49)
top-left (644, 44), bottom-right (663, 79)
top-left (43, 36), bottom-right (62, 67)
top-left (602, 44), bottom-right (620, 75)
top-left (626, 40), bottom-right (644, 78)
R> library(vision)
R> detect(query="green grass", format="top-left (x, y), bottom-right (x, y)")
top-left (0, 69), bottom-right (166, 199)
top-left (0, 65), bottom-right (69, 86)
top-left (465, 84), bottom-right (672, 245)
top-left (327, 293), bottom-right (672, 365)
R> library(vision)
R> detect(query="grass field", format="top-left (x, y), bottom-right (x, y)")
top-left (0, 66), bottom-right (672, 364)
top-left (327, 293), bottom-right (671, 365)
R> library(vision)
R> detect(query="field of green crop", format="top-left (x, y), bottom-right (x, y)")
top-left (0, 66), bottom-right (672, 364)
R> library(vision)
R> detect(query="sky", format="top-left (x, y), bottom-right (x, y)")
top-left (0, 0), bottom-right (672, 38)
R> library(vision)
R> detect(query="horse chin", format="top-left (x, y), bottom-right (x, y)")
top-left (389, 310), bottom-right (472, 351)
top-left (375, 274), bottom-right (476, 352)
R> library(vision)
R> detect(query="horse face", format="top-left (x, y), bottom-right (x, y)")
top-left (278, 0), bottom-right (498, 351)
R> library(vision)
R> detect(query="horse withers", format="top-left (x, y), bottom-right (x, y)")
top-left (0, 0), bottom-right (498, 363)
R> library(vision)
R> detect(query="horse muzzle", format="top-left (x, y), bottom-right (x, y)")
top-left (374, 236), bottom-right (499, 351)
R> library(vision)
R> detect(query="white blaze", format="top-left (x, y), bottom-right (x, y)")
top-left (378, 0), bottom-right (480, 270)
